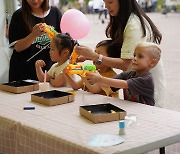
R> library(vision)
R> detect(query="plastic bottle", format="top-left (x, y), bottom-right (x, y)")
top-left (119, 120), bottom-right (125, 135)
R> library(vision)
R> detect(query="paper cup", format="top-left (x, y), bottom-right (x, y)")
top-left (39, 82), bottom-right (49, 92)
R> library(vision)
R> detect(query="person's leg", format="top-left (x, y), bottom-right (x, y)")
top-left (99, 10), bottom-right (103, 19)
top-left (104, 9), bottom-right (107, 19)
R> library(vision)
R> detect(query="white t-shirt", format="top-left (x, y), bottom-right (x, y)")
top-left (121, 13), bottom-right (166, 107)
top-left (47, 60), bottom-right (71, 87)
top-left (121, 13), bottom-right (152, 59)
top-left (48, 60), bottom-right (69, 78)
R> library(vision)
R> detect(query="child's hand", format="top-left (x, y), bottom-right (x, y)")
top-left (35, 60), bottom-right (46, 68)
top-left (86, 72), bottom-right (102, 84)
top-left (62, 67), bottom-right (68, 74)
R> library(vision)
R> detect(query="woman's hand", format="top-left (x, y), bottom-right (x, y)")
top-left (76, 46), bottom-right (99, 61)
top-left (14, 23), bottom-right (46, 52)
top-left (31, 23), bottom-right (45, 38)
top-left (77, 55), bottom-right (87, 62)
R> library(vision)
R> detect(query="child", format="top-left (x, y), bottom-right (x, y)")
top-left (63, 40), bottom-right (119, 98)
top-left (35, 33), bottom-right (75, 87)
top-left (86, 42), bottom-right (161, 106)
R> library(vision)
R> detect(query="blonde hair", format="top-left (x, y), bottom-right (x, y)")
top-left (136, 42), bottom-right (161, 62)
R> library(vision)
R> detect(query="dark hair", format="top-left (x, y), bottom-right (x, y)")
top-left (22, 0), bottom-right (49, 33)
top-left (53, 33), bottom-right (75, 56)
top-left (96, 40), bottom-right (121, 58)
top-left (106, 0), bottom-right (162, 48)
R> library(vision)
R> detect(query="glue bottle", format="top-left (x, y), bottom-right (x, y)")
top-left (119, 120), bottom-right (125, 135)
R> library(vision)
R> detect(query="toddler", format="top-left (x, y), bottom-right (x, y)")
top-left (35, 33), bottom-right (75, 87)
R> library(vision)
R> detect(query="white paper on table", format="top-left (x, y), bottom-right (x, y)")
top-left (88, 134), bottom-right (124, 147)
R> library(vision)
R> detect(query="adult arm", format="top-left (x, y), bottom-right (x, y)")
top-left (76, 46), bottom-right (132, 71)
top-left (14, 23), bottom-right (45, 52)
top-left (76, 14), bottom-right (147, 71)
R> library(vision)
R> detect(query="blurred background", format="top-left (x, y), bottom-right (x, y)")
top-left (6, 0), bottom-right (180, 15)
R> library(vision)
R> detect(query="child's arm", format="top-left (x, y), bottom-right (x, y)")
top-left (35, 60), bottom-right (51, 82)
top-left (81, 77), bottom-right (102, 94)
top-left (86, 72), bottom-right (128, 89)
top-left (63, 68), bottom-right (102, 93)
top-left (50, 73), bottom-right (66, 87)
top-left (63, 69), bottom-right (83, 90)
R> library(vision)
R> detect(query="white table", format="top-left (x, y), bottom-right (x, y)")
top-left (0, 87), bottom-right (180, 154)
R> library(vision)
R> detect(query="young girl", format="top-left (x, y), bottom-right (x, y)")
top-left (63, 40), bottom-right (119, 98)
top-left (87, 42), bottom-right (161, 106)
top-left (35, 33), bottom-right (75, 87)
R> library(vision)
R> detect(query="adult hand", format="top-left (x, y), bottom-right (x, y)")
top-left (31, 23), bottom-right (45, 38)
top-left (14, 23), bottom-right (46, 52)
top-left (76, 46), bottom-right (98, 61)
top-left (77, 55), bottom-right (87, 62)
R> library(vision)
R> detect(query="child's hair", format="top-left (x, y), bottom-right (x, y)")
top-left (53, 33), bottom-right (75, 56)
top-left (96, 40), bottom-right (121, 58)
top-left (136, 42), bottom-right (161, 62)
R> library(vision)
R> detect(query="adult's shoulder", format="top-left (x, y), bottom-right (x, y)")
top-left (123, 13), bottom-right (142, 37)
top-left (126, 13), bottom-right (141, 27)
top-left (50, 6), bottom-right (62, 16)
top-left (127, 13), bottom-right (151, 29)
top-left (12, 8), bottom-right (23, 18)
top-left (10, 8), bottom-right (23, 25)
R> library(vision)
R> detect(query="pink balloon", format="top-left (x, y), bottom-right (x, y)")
top-left (60, 9), bottom-right (90, 40)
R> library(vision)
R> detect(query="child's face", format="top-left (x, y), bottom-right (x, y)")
top-left (49, 40), bottom-right (61, 62)
top-left (132, 47), bottom-right (154, 73)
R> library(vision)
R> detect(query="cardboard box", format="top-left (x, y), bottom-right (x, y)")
top-left (31, 90), bottom-right (74, 106)
top-left (80, 103), bottom-right (126, 123)
top-left (0, 80), bottom-right (39, 94)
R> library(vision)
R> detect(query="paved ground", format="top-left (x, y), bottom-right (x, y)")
top-left (78, 12), bottom-right (180, 112)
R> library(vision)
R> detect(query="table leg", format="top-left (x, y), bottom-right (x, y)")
top-left (159, 147), bottom-right (165, 154)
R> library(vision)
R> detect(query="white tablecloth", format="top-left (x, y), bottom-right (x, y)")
top-left (0, 87), bottom-right (180, 154)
